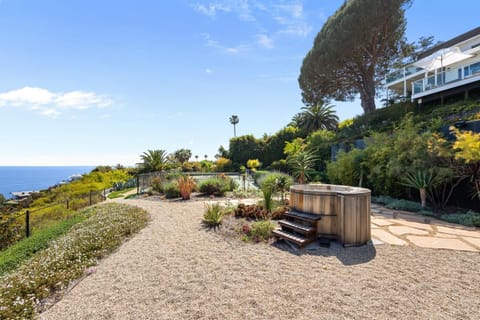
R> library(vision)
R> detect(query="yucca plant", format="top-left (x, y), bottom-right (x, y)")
top-left (261, 185), bottom-right (274, 214)
top-left (178, 175), bottom-right (196, 200)
top-left (287, 150), bottom-right (319, 184)
top-left (400, 170), bottom-right (437, 208)
top-left (203, 203), bottom-right (225, 230)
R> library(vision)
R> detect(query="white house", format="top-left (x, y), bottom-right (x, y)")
top-left (386, 27), bottom-right (480, 104)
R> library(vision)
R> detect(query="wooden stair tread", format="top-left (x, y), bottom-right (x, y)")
top-left (273, 229), bottom-right (308, 244)
top-left (286, 211), bottom-right (322, 222)
top-left (278, 220), bottom-right (315, 234)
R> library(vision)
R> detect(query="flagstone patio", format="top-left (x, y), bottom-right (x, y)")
top-left (371, 204), bottom-right (480, 252)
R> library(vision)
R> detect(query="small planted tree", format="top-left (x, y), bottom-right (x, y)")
top-left (400, 170), bottom-right (436, 208)
top-left (246, 159), bottom-right (261, 172)
top-left (287, 150), bottom-right (318, 184)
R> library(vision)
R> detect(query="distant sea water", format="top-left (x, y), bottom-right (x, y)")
top-left (0, 166), bottom-right (95, 199)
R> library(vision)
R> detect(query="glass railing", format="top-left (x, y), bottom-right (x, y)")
top-left (412, 60), bottom-right (480, 95)
top-left (386, 66), bottom-right (424, 84)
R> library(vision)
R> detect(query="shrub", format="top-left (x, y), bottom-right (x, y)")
top-left (385, 199), bottom-right (423, 212)
top-left (269, 159), bottom-right (288, 172)
top-left (0, 214), bottom-right (85, 276)
top-left (163, 182), bottom-right (180, 199)
top-left (0, 203), bottom-right (149, 319)
top-left (234, 203), bottom-right (287, 220)
top-left (150, 177), bottom-right (163, 193)
top-left (253, 170), bottom-right (270, 184)
top-left (203, 203), bottom-right (225, 229)
top-left (249, 220), bottom-right (276, 242)
top-left (0, 216), bottom-right (23, 250)
top-left (215, 157), bottom-right (233, 172)
top-left (259, 172), bottom-right (293, 201)
top-left (371, 195), bottom-right (396, 205)
top-left (178, 176), bottom-right (196, 200)
top-left (440, 211), bottom-right (480, 227)
top-left (198, 176), bottom-right (236, 196)
top-left (247, 159), bottom-right (261, 171)
top-left (326, 149), bottom-right (364, 187)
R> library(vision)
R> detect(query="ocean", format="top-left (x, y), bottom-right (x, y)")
top-left (0, 166), bottom-right (95, 199)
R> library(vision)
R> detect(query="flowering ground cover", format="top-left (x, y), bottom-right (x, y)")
top-left (0, 203), bottom-right (149, 319)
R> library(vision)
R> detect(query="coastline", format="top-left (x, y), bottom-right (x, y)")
top-left (0, 166), bottom-right (95, 199)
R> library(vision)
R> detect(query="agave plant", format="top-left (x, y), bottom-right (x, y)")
top-left (203, 203), bottom-right (225, 230)
top-left (178, 175), bottom-right (196, 200)
top-left (400, 170), bottom-right (437, 208)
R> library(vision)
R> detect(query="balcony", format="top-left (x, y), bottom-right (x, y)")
top-left (412, 60), bottom-right (480, 96)
top-left (386, 66), bottom-right (424, 84)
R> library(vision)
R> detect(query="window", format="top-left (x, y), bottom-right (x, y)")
top-left (471, 62), bottom-right (480, 75)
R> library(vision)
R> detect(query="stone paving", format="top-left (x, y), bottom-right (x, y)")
top-left (371, 203), bottom-right (480, 252)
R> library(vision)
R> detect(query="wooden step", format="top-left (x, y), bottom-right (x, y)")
top-left (286, 211), bottom-right (322, 223)
top-left (273, 229), bottom-right (308, 246)
top-left (278, 220), bottom-right (315, 234)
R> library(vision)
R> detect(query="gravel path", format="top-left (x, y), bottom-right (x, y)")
top-left (41, 199), bottom-right (480, 320)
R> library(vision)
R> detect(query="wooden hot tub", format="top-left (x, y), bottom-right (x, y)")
top-left (289, 184), bottom-right (371, 246)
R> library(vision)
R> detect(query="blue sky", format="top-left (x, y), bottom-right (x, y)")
top-left (0, 0), bottom-right (479, 166)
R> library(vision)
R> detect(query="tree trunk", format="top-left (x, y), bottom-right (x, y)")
top-left (358, 75), bottom-right (377, 114)
top-left (419, 188), bottom-right (427, 208)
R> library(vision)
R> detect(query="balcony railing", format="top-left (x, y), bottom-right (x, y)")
top-left (412, 61), bottom-right (480, 95)
top-left (386, 66), bottom-right (424, 84)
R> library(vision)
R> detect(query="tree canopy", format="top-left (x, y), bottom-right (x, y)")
top-left (299, 0), bottom-right (411, 114)
top-left (138, 149), bottom-right (168, 172)
top-left (229, 115), bottom-right (239, 137)
top-left (173, 148), bottom-right (192, 164)
top-left (291, 102), bottom-right (339, 133)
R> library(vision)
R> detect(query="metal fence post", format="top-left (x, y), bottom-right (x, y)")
top-left (89, 190), bottom-right (93, 206)
top-left (136, 175), bottom-right (140, 194)
top-left (25, 210), bottom-right (30, 237)
top-left (66, 200), bottom-right (69, 209)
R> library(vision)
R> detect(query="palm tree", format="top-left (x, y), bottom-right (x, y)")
top-left (139, 149), bottom-right (167, 172)
top-left (289, 113), bottom-right (305, 128)
top-left (295, 102), bottom-right (339, 133)
top-left (229, 115), bottom-right (239, 137)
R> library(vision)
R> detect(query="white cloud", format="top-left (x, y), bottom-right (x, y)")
top-left (275, 3), bottom-right (304, 19)
top-left (256, 34), bottom-right (274, 49)
top-left (201, 33), bottom-right (250, 55)
top-left (272, 3), bottom-right (312, 37)
top-left (0, 86), bottom-right (112, 118)
top-left (40, 108), bottom-right (61, 119)
top-left (191, 2), bottom-right (231, 17)
top-left (193, 1), bottom-right (313, 57)
top-left (191, 0), bottom-right (254, 21)
top-left (0, 87), bottom-right (55, 106)
top-left (205, 68), bottom-right (213, 74)
top-left (277, 22), bottom-right (312, 37)
top-left (55, 91), bottom-right (112, 109)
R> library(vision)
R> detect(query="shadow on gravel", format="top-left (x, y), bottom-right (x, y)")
top-left (272, 240), bottom-right (377, 266)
